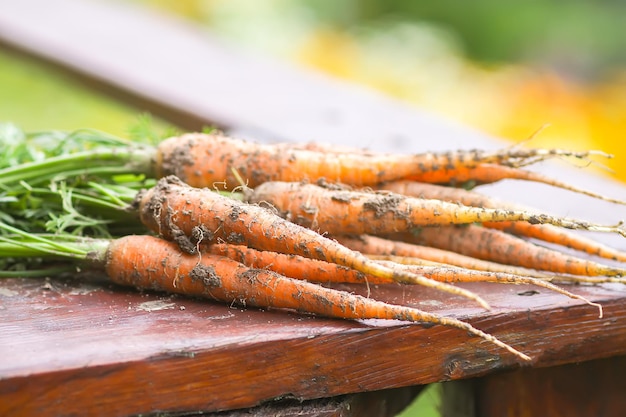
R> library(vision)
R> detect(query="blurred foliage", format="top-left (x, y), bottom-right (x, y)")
top-left (302, 1), bottom-right (626, 80)
top-left (191, 0), bottom-right (626, 182)
top-left (0, 50), bottom-right (147, 136)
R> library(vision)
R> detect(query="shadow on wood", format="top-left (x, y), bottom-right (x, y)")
top-left (442, 355), bottom-right (626, 417)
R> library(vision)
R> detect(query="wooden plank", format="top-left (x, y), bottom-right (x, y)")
top-left (441, 356), bottom-right (626, 417)
top-left (2, 272), bottom-right (626, 415)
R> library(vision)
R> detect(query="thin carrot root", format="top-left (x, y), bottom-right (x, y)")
top-left (136, 176), bottom-right (491, 309)
top-left (206, 243), bottom-right (375, 284)
top-left (379, 181), bottom-right (626, 262)
top-left (394, 225), bottom-right (626, 277)
top-left (105, 235), bottom-right (531, 361)
top-left (374, 261), bottom-right (603, 318)
top-left (208, 242), bottom-right (602, 317)
top-left (336, 234), bottom-right (554, 277)
top-left (366, 253), bottom-right (555, 278)
top-left (407, 163), bottom-right (626, 205)
top-left (493, 148), bottom-right (612, 168)
top-left (245, 181), bottom-right (626, 236)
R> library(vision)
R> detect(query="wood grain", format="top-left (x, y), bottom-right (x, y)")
top-left (442, 355), bottom-right (626, 417)
top-left (2, 274), bottom-right (626, 415)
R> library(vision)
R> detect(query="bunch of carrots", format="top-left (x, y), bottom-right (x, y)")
top-left (2, 123), bottom-right (626, 362)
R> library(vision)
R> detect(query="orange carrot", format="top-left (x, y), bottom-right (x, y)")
top-left (377, 180), bottom-right (502, 206)
top-left (335, 234), bottom-right (553, 277)
top-left (136, 176), bottom-right (489, 308)
top-left (393, 225), bottom-right (626, 277)
top-left (207, 243), bottom-right (601, 315)
top-left (379, 181), bottom-right (626, 262)
top-left (485, 221), bottom-right (626, 263)
top-left (104, 234), bottom-right (530, 360)
top-left (207, 242), bottom-right (543, 283)
top-left (245, 181), bottom-right (626, 236)
top-left (154, 133), bottom-right (620, 204)
top-left (207, 243), bottom-right (373, 284)
top-left (405, 163), bottom-right (624, 204)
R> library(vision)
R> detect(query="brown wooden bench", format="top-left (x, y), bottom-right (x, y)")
top-left (2, 1), bottom-right (626, 415)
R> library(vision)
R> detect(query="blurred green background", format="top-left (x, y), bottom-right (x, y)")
top-left (2, 1), bottom-right (625, 414)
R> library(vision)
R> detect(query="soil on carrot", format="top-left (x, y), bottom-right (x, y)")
top-left (156, 138), bottom-right (196, 183)
top-left (362, 194), bottom-right (407, 219)
top-left (189, 263), bottom-right (222, 288)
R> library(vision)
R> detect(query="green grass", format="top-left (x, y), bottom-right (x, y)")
top-left (398, 384), bottom-right (441, 417)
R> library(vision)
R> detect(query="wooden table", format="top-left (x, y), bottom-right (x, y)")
top-left (2, 1), bottom-right (626, 415)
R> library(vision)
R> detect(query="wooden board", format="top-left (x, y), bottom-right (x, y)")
top-left (3, 273), bottom-right (626, 415)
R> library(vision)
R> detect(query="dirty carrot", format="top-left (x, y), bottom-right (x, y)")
top-left (155, 133), bottom-right (615, 191)
top-left (0, 228), bottom-right (530, 361)
top-left (379, 181), bottom-right (626, 262)
top-left (485, 221), bottom-right (626, 263)
top-left (335, 234), bottom-right (556, 277)
top-left (136, 176), bottom-right (489, 308)
top-left (208, 243), bottom-right (601, 316)
top-left (208, 242), bottom-right (542, 283)
top-left (394, 225), bottom-right (626, 277)
top-left (405, 163), bottom-right (624, 204)
top-left (5, 127), bottom-right (622, 206)
top-left (244, 181), bottom-right (626, 236)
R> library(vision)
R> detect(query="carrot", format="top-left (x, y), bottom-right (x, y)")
top-left (106, 236), bottom-right (530, 361)
top-left (377, 180), bottom-right (507, 206)
top-left (405, 163), bottom-right (625, 204)
top-left (244, 181), bottom-right (626, 236)
top-left (485, 221), bottom-right (626, 263)
top-left (136, 176), bottom-right (490, 309)
top-left (154, 133), bottom-right (622, 203)
top-left (0, 229), bottom-right (530, 361)
top-left (335, 234), bottom-right (554, 277)
top-left (394, 225), bottom-right (626, 277)
top-left (206, 243), bottom-right (374, 285)
top-left (379, 181), bottom-right (626, 262)
top-left (2, 129), bottom-right (622, 205)
top-left (207, 243), bottom-right (602, 316)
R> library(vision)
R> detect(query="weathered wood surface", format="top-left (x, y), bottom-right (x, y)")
top-left (3, 273), bottom-right (626, 415)
top-left (2, 1), bottom-right (626, 416)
